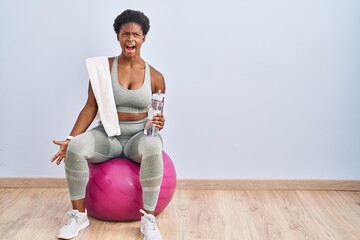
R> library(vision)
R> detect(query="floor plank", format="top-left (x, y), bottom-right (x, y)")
top-left (0, 188), bottom-right (359, 240)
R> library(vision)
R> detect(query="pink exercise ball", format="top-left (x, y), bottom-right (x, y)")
top-left (85, 151), bottom-right (176, 221)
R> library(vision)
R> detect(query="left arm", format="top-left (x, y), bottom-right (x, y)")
top-left (150, 66), bottom-right (166, 130)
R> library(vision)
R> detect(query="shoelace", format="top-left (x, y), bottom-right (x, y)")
top-left (140, 210), bottom-right (159, 231)
top-left (143, 216), bottom-right (158, 231)
top-left (64, 211), bottom-right (80, 225)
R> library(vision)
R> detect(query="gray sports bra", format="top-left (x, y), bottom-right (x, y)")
top-left (111, 56), bottom-right (152, 113)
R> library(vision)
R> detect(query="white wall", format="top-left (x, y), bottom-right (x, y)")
top-left (0, 0), bottom-right (359, 179)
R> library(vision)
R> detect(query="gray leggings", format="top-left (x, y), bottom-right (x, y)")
top-left (65, 118), bottom-right (163, 211)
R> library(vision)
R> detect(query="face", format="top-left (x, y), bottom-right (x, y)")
top-left (118, 22), bottom-right (145, 57)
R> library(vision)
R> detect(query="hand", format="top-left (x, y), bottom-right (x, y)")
top-left (151, 113), bottom-right (166, 131)
top-left (51, 140), bottom-right (70, 165)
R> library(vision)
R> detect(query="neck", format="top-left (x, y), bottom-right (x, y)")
top-left (118, 54), bottom-right (144, 68)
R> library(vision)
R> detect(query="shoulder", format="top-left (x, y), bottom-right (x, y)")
top-left (108, 57), bottom-right (115, 71)
top-left (148, 64), bottom-right (166, 93)
top-left (149, 64), bottom-right (165, 82)
top-left (108, 57), bottom-right (115, 65)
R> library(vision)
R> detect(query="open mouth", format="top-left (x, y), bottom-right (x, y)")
top-left (126, 45), bottom-right (135, 51)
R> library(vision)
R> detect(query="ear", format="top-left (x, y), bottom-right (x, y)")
top-left (116, 33), bottom-right (119, 41)
top-left (143, 35), bottom-right (146, 43)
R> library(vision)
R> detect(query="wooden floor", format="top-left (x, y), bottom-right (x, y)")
top-left (0, 188), bottom-right (360, 240)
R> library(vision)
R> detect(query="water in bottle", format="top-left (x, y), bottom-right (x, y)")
top-left (144, 90), bottom-right (165, 136)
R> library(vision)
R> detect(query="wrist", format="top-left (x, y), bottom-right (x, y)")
top-left (66, 135), bottom-right (74, 141)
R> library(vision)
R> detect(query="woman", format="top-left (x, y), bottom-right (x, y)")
top-left (51, 9), bottom-right (166, 240)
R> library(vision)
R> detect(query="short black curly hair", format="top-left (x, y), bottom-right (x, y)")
top-left (113, 9), bottom-right (150, 36)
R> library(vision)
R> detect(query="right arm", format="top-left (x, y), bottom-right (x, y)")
top-left (69, 82), bottom-right (98, 136)
top-left (51, 82), bottom-right (98, 165)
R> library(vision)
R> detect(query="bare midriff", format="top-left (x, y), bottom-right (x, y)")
top-left (117, 112), bottom-right (148, 121)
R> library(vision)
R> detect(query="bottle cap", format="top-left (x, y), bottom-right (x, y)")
top-left (152, 92), bottom-right (165, 101)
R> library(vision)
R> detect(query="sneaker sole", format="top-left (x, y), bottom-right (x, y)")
top-left (140, 225), bottom-right (146, 240)
top-left (57, 219), bottom-right (90, 239)
top-left (140, 226), bottom-right (163, 240)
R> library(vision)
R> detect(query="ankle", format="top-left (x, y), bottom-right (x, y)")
top-left (75, 209), bottom-right (87, 214)
top-left (71, 199), bottom-right (86, 213)
top-left (144, 210), bottom-right (155, 215)
top-left (140, 209), bottom-right (156, 216)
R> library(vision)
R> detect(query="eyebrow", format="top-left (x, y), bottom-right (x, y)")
top-left (121, 31), bottom-right (141, 35)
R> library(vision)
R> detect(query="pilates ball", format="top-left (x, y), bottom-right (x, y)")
top-left (85, 151), bottom-right (176, 221)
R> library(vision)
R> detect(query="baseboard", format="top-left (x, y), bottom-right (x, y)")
top-left (176, 179), bottom-right (360, 191)
top-left (0, 178), bottom-right (359, 191)
top-left (0, 178), bottom-right (67, 188)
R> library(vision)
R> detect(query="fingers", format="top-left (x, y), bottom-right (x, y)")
top-left (151, 114), bottom-right (165, 130)
top-left (56, 156), bottom-right (65, 165)
top-left (53, 140), bottom-right (62, 146)
top-left (51, 151), bottom-right (59, 162)
top-left (51, 139), bottom-right (69, 164)
top-left (51, 153), bottom-right (66, 165)
top-left (53, 139), bottom-right (69, 147)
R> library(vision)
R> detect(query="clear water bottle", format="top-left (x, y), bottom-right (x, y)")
top-left (144, 90), bottom-right (165, 136)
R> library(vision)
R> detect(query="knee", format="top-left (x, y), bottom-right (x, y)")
top-left (67, 136), bottom-right (85, 155)
top-left (65, 136), bottom-right (89, 169)
top-left (139, 137), bottom-right (163, 156)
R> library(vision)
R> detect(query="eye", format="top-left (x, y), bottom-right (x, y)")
top-left (134, 33), bottom-right (140, 38)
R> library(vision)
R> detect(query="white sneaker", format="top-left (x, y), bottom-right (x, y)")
top-left (57, 209), bottom-right (90, 239)
top-left (140, 209), bottom-right (163, 240)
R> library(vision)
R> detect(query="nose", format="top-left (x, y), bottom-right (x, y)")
top-left (127, 34), bottom-right (134, 41)
top-left (126, 32), bottom-right (136, 41)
